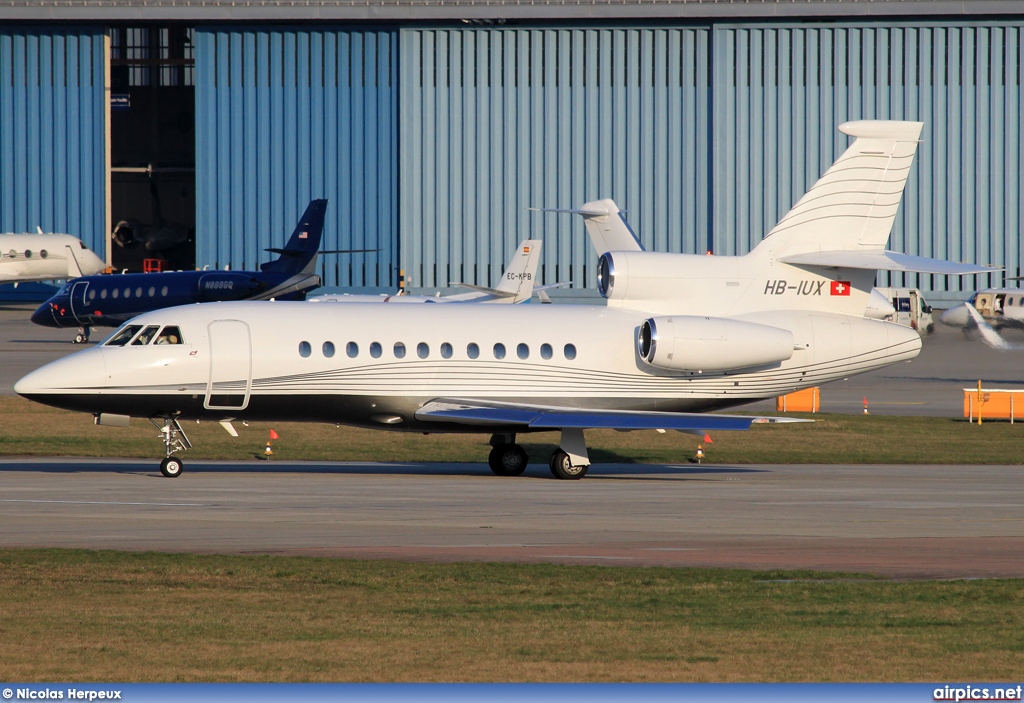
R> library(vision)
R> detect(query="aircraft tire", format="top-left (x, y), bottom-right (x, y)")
top-left (74, 334), bottom-right (86, 344)
top-left (160, 457), bottom-right (184, 478)
top-left (488, 444), bottom-right (528, 476)
top-left (549, 450), bottom-right (588, 480)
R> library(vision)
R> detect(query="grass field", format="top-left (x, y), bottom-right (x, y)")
top-left (1, 549), bottom-right (1022, 682)
top-left (1, 395), bottom-right (1022, 465)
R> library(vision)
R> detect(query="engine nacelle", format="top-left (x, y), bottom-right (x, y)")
top-left (638, 315), bottom-right (795, 372)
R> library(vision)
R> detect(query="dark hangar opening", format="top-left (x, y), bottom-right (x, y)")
top-left (109, 25), bottom-right (196, 273)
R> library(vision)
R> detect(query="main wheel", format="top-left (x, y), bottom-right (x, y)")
top-left (488, 444), bottom-right (529, 476)
top-left (160, 457), bottom-right (183, 478)
top-left (549, 450), bottom-right (588, 480)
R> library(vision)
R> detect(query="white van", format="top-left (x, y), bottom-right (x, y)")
top-left (873, 287), bottom-right (935, 335)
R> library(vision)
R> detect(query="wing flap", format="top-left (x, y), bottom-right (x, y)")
top-left (415, 399), bottom-right (807, 432)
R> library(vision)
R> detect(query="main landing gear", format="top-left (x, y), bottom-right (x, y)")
top-left (488, 429), bottom-right (591, 480)
top-left (74, 325), bottom-right (91, 344)
top-left (150, 417), bottom-right (191, 478)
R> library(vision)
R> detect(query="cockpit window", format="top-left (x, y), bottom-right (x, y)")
top-left (79, 242), bottom-right (88, 249)
top-left (105, 325), bottom-right (143, 347)
top-left (132, 325), bottom-right (161, 345)
top-left (154, 326), bottom-right (183, 345)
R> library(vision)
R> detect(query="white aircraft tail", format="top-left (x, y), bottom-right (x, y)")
top-left (532, 200), bottom-right (643, 256)
top-left (451, 240), bottom-right (542, 303)
top-left (757, 120), bottom-right (923, 261)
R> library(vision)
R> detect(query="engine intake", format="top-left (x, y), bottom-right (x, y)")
top-left (638, 315), bottom-right (795, 372)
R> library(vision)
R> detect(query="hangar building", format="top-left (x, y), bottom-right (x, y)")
top-left (1, 0), bottom-right (1022, 303)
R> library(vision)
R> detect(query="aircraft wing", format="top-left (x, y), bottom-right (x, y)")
top-left (414, 399), bottom-right (808, 431)
top-left (778, 250), bottom-right (997, 275)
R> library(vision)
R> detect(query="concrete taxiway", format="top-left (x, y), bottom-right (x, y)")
top-left (1, 458), bottom-right (1021, 579)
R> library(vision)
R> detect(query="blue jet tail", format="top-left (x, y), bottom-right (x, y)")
top-left (260, 199), bottom-right (329, 276)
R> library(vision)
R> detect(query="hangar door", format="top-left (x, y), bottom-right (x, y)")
top-left (194, 28), bottom-right (398, 288)
top-left (399, 28), bottom-right (712, 290)
top-left (0, 29), bottom-right (105, 253)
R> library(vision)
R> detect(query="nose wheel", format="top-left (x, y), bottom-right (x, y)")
top-left (151, 417), bottom-right (192, 477)
top-left (74, 325), bottom-right (91, 344)
top-left (160, 457), bottom-right (183, 478)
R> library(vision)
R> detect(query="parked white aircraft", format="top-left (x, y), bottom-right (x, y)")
top-left (309, 240), bottom-right (549, 304)
top-left (0, 232), bottom-right (105, 283)
top-left (940, 287), bottom-right (1024, 331)
top-left (15, 121), bottom-right (991, 480)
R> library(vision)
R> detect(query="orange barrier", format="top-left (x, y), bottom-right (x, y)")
top-left (776, 387), bottom-right (820, 413)
top-left (963, 387), bottom-right (1024, 423)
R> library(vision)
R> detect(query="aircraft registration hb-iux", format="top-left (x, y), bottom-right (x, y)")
top-left (16, 121), bottom-right (991, 480)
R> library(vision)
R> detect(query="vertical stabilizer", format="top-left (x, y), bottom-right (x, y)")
top-left (260, 199), bottom-right (328, 275)
top-left (494, 240), bottom-right (543, 302)
top-left (759, 121), bottom-right (923, 257)
top-left (576, 199), bottom-right (644, 255)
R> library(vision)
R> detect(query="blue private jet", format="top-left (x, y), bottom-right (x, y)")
top-left (31, 199), bottom-right (356, 342)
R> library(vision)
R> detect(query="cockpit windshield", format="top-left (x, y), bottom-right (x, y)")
top-left (132, 325), bottom-right (161, 345)
top-left (154, 326), bottom-right (183, 345)
top-left (105, 325), bottom-right (143, 347)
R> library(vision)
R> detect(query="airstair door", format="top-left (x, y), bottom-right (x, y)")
top-left (68, 281), bottom-right (91, 324)
top-left (205, 320), bottom-right (252, 410)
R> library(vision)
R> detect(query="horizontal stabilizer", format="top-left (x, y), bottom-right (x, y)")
top-left (448, 283), bottom-right (517, 298)
top-left (415, 399), bottom-right (809, 432)
top-left (529, 207), bottom-right (608, 217)
top-left (265, 248), bottom-right (378, 255)
top-left (778, 250), bottom-right (997, 275)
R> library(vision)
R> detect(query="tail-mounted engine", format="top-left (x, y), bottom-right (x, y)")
top-left (638, 315), bottom-right (795, 372)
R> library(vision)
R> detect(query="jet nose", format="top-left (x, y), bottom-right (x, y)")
top-left (30, 301), bottom-right (61, 327)
top-left (14, 350), bottom-right (106, 410)
top-left (939, 303), bottom-right (971, 328)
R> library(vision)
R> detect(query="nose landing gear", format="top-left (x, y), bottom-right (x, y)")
top-left (74, 325), bottom-right (91, 344)
top-left (150, 417), bottom-right (191, 477)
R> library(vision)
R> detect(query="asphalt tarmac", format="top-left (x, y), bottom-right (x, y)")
top-left (1, 458), bottom-right (1022, 579)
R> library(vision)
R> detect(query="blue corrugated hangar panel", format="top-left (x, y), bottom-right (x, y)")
top-left (399, 27), bottom-right (711, 289)
top-left (712, 22), bottom-right (1023, 303)
top-left (194, 27), bottom-right (398, 287)
top-left (0, 28), bottom-right (105, 251)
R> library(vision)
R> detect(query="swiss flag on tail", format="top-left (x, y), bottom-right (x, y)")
top-left (830, 281), bottom-right (851, 296)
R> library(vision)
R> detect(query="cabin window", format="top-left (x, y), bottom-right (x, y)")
top-left (517, 343), bottom-right (529, 360)
top-left (323, 341), bottom-right (335, 358)
top-left (493, 343), bottom-right (506, 360)
top-left (370, 342), bottom-right (382, 358)
top-left (1011, 297), bottom-right (1016, 306)
top-left (394, 342), bottom-right (406, 359)
top-left (124, 288), bottom-right (131, 299)
top-left (24, 250), bottom-right (31, 258)
top-left (467, 343), bottom-right (480, 359)
top-left (112, 288), bottom-right (119, 299)
top-left (39, 249), bottom-right (47, 258)
top-left (161, 286), bottom-right (169, 296)
top-left (88, 290), bottom-right (96, 301)
top-left (417, 342), bottom-right (429, 359)
top-left (132, 325), bottom-right (161, 345)
top-left (298, 341), bottom-right (311, 358)
top-left (105, 325), bottom-right (143, 346)
top-left (149, 287), bottom-right (155, 297)
top-left (155, 326), bottom-right (183, 345)
top-left (7, 250), bottom-right (14, 258)
top-left (346, 342), bottom-right (358, 358)
top-left (440, 342), bottom-right (453, 359)
top-left (564, 344), bottom-right (577, 360)
top-left (135, 287), bottom-right (143, 297)
top-left (540, 343), bottom-right (553, 360)
top-left (100, 289), bottom-right (108, 299)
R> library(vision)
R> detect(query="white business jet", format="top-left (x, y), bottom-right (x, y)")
top-left (309, 240), bottom-right (551, 304)
top-left (0, 232), bottom-right (105, 283)
top-left (15, 121), bottom-right (991, 480)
